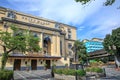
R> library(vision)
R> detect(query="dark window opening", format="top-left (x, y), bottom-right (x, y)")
top-left (60, 40), bottom-right (62, 56)
top-left (68, 34), bottom-right (71, 39)
top-left (7, 11), bottom-right (16, 19)
top-left (68, 43), bottom-right (72, 49)
top-left (25, 61), bottom-right (27, 65)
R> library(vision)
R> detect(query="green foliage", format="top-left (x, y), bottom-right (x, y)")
top-left (103, 27), bottom-right (120, 55)
top-left (72, 40), bottom-right (87, 63)
top-left (44, 63), bottom-right (47, 67)
top-left (0, 70), bottom-right (13, 80)
top-left (85, 67), bottom-right (103, 73)
top-left (0, 24), bottom-right (41, 70)
top-left (65, 63), bottom-right (68, 68)
top-left (76, 69), bottom-right (86, 76)
top-left (75, 0), bottom-right (116, 6)
top-left (1, 53), bottom-right (8, 70)
top-left (54, 68), bottom-right (63, 74)
top-left (89, 61), bottom-right (104, 67)
top-left (54, 68), bottom-right (86, 76)
top-left (62, 69), bottom-right (76, 75)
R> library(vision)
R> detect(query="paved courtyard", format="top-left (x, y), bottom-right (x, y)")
top-left (14, 69), bottom-right (54, 80)
top-left (97, 66), bottom-right (120, 80)
top-left (14, 66), bottom-right (120, 80)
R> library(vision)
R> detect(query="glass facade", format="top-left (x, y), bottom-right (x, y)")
top-left (85, 41), bottom-right (104, 53)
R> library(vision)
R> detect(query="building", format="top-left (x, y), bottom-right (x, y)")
top-left (0, 6), bottom-right (76, 70)
top-left (83, 38), bottom-right (104, 53)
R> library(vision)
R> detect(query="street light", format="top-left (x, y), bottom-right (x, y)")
top-left (72, 46), bottom-right (78, 80)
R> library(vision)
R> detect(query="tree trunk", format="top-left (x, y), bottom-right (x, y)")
top-left (1, 52), bottom-right (9, 70)
top-left (114, 54), bottom-right (120, 68)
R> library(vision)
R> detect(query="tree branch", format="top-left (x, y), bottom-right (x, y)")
top-left (0, 44), bottom-right (7, 53)
top-left (7, 47), bottom-right (17, 54)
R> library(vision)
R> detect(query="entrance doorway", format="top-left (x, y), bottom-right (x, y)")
top-left (14, 59), bottom-right (21, 70)
top-left (31, 60), bottom-right (37, 70)
top-left (46, 60), bottom-right (51, 69)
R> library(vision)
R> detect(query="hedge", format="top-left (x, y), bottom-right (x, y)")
top-left (54, 68), bottom-right (86, 76)
top-left (85, 67), bottom-right (103, 73)
top-left (0, 69), bottom-right (13, 80)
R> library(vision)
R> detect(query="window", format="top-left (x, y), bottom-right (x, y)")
top-left (25, 17), bottom-right (27, 20)
top-left (55, 23), bottom-right (60, 29)
top-left (68, 34), bottom-right (71, 39)
top-left (68, 43), bottom-right (72, 49)
top-left (33, 32), bottom-right (38, 37)
top-left (68, 28), bottom-right (71, 33)
top-left (68, 51), bottom-right (72, 56)
top-left (22, 16), bottom-right (24, 19)
top-left (7, 11), bottom-right (16, 19)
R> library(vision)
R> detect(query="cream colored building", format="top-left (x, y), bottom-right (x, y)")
top-left (0, 7), bottom-right (76, 70)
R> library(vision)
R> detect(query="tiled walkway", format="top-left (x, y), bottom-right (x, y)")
top-left (14, 69), bottom-right (53, 80)
top-left (98, 67), bottom-right (120, 80)
top-left (14, 66), bottom-right (120, 80)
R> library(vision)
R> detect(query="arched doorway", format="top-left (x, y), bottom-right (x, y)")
top-left (44, 36), bottom-right (51, 56)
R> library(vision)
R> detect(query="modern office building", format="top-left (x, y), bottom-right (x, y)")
top-left (83, 38), bottom-right (104, 53)
top-left (0, 6), bottom-right (76, 70)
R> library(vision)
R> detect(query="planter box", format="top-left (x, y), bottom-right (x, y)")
top-left (55, 74), bottom-right (85, 80)
top-left (86, 72), bottom-right (105, 78)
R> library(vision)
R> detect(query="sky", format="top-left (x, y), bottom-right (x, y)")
top-left (0, 0), bottom-right (120, 40)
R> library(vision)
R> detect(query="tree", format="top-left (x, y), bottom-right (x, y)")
top-left (0, 24), bottom-right (41, 70)
top-left (103, 27), bottom-right (120, 55)
top-left (75, 0), bottom-right (116, 6)
top-left (72, 40), bottom-right (87, 64)
top-left (103, 27), bottom-right (120, 68)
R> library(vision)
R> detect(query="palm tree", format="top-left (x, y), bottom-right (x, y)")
top-left (72, 40), bottom-right (87, 65)
top-left (72, 40), bottom-right (87, 80)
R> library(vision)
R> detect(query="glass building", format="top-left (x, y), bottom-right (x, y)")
top-left (83, 38), bottom-right (104, 53)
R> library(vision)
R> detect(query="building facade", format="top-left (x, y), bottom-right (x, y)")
top-left (0, 7), bottom-right (76, 70)
top-left (83, 38), bottom-right (104, 53)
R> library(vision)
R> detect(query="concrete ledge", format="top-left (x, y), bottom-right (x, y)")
top-left (55, 74), bottom-right (86, 80)
top-left (86, 72), bottom-right (105, 78)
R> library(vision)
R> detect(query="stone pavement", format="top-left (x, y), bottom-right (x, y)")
top-left (97, 66), bottom-right (120, 80)
top-left (14, 69), bottom-right (54, 80)
top-left (14, 66), bottom-right (120, 80)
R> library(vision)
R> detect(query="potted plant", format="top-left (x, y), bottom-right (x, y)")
top-left (65, 63), bottom-right (68, 69)
top-left (26, 64), bottom-right (30, 71)
top-left (44, 63), bottom-right (47, 70)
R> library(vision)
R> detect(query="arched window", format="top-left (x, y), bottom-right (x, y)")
top-left (7, 11), bottom-right (16, 19)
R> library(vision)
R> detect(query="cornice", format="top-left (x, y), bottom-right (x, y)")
top-left (2, 17), bottom-right (61, 32)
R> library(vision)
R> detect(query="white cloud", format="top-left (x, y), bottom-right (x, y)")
top-left (78, 26), bottom-right (85, 31)
top-left (6, 0), bottom-right (105, 25)
top-left (4, 0), bottom-right (120, 39)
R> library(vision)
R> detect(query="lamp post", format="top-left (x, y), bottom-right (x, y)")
top-left (75, 47), bottom-right (78, 80)
top-left (72, 46), bottom-right (78, 80)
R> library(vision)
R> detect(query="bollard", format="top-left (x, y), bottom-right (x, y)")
top-left (103, 68), bottom-right (106, 77)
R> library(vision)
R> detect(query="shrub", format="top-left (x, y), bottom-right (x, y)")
top-left (85, 67), bottom-right (91, 72)
top-left (54, 68), bottom-right (63, 74)
top-left (62, 69), bottom-right (76, 75)
top-left (0, 70), bottom-right (13, 80)
top-left (86, 67), bottom-right (103, 73)
top-left (54, 68), bottom-right (86, 76)
top-left (76, 70), bottom-right (86, 76)
top-left (93, 67), bottom-right (103, 73)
